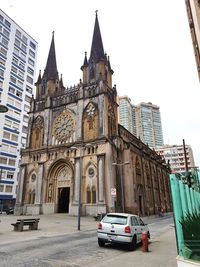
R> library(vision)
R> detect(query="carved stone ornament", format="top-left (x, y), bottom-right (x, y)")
top-left (33, 116), bottom-right (43, 130)
top-left (57, 166), bottom-right (72, 187)
top-left (53, 110), bottom-right (75, 142)
top-left (86, 103), bottom-right (96, 117)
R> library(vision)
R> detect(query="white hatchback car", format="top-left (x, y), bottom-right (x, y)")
top-left (97, 213), bottom-right (150, 250)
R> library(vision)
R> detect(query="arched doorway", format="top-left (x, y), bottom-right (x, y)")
top-left (46, 160), bottom-right (74, 214)
top-left (57, 165), bottom-right (73, 213)
top-left (58, 187), bottom-right (70, 213)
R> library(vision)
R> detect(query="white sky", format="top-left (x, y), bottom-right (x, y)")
top-left (1, 0), bottom-right (200, 166)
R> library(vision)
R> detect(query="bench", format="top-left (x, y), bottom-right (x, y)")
top-left (11, 218), bottom-right (40, 231)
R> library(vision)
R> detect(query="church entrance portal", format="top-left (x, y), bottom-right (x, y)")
top-left (58, 187), bottom-right (70, 213)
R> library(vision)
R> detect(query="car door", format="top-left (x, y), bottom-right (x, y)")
top-left (130, 216), bottom-right (141, 243)
top-left (137, 217), bottom-right (146, 240)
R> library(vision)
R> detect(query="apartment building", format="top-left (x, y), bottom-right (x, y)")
top-left (156, 144), bottom-right (195, 174)
top-left (135, 102), bottom-right (164, 148)
top-left (185, 0), bottom-right (200, 80)
top-left (0, 9), bottom-right (38, 210)
top-left (118, 97), bottom-right (164, 149)
top-left (118, 96), bottom-right (137, 135)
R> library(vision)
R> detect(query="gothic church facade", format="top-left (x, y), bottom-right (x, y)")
top-left (16, 14), bottom-right (172, 216)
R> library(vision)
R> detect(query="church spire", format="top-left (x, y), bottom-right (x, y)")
top-left (89, 11), bottom-right (105, 62)
top-left (43, 31), bottom-right (58, 80)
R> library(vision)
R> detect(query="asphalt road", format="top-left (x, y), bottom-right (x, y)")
top-left (0, 215), bottom-right (175, 267)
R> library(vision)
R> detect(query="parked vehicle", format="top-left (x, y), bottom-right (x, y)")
top-left (97, 213), bottom-right (150, 250)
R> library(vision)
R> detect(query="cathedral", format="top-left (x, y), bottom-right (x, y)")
top-left (15, 13), bottom-right (172, 216)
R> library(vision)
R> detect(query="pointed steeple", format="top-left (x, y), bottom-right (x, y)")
top-left (89, 11), bottom-right (104, 62)
top-left (81, 52), bottom-right (88, 70)
top-left (43, 31), bottom-right (58, 80)
top-left (35, 70), bottom-right (42, 85)
top-left (107, 56), bottom-right (114, 74)
top-left (59, 74), bottom-right (64, 88)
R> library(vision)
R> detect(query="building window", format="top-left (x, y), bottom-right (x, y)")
top-left (21, 43), bottom-right (27, 52)
top-left (0, 58), bottom-right (5, 67)
top-left (19, 61), bottom-right (25, 69)
top-left (25, 95), bottom-right (31, 103)
top-left (29, 49), bottom-right (35, 58)
top-left (28, 58), bottom-right (34, 66)
top-left (22, 35), bottom-right (28, 44)
top-left (8, 159), bottom-right (16, 166)
top-left (20, 52), bottom-right (26, 61)
top-left (15, 38), bottom-right (20, 47)
top-left (10, 75), bottom-right (16, 84)
top-left (17, 80), bottom-right (23, 88)
top-left (30, 41), bottom-right (36, 50)
top-left (27, 67), bottom-right (34, 76)
top-left (5, 185), bottom-right (12, 193)
top-left (3, 29), bottom-right (9, 38)
top-left (11, 134), bottom-right (18, 142)
top-left (11, 65), bottom-right (17, 74)
top-left (2, 37), bottom-right (8, 47)
top-left (0, 46), bottom-right (7, 57)
top-left (92, 186), bottom-right (96, 204)
top-left (86, 186), bottom-right (91, 203)
top-left (0, 185), bottom-right (4, 192)
top-left (9, 146), bottom-right (17, 153)
top-left (16, 29), bottom-right (21, 38)
top-left (26, 85), bottom-right (32, 94)
top-left (16, 90), bottom-right (22, 98)
top-left (7, 172), bottom-right (14, 179)
top-left (23, 115), bottom-right (29, 123)
top-left (0, 69), bottom-right (4, 78)
top-left (26, 75), bottom-right (33, 84)
top-left (1, 144), bottom-right (9, 152)
top-left (0, 156), bottom-right (7, 164)
top-left (22, 126), bottom-right (28, 134)
top-left (24, 104), bottom-right (30, 112)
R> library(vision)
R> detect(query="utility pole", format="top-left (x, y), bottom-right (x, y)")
top-left (183, 139), bottom-right (189, 172)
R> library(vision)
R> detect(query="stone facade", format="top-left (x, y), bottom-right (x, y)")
top-left (15, 14), bottom-right (172, 216)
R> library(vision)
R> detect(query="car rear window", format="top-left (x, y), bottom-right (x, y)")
top-left (102, 215), bottom-right (127, 225)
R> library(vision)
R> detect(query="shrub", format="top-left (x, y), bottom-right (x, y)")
top-left (180, 211), bottom-right (200, 259)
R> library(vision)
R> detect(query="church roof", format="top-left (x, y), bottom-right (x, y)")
top-left (89, 12), bottom-right (105, 62)
top-left (43, 31), bottom-right (58, 80)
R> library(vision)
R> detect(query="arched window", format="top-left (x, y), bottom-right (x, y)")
top-left (87, 186), bottom-right (91, 203)
top-left (31, 190), bottom-right (35, 204)
top-left (136, 157), bottom-right (141, 175)
top-left (91, 186), bottom-right (96, 204)
top-left (28, 190), bottom-right (32, 204)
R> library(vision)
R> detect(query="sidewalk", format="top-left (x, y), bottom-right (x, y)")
top-left (0, 213), bottom-right (98, 245)
top-left (0, 213), bottom-right (177, 267)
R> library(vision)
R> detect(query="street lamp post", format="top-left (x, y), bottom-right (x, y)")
top-left (71, 143), bottom-right (92, 230)
top-left (112, 161), bottom-right (129, 213)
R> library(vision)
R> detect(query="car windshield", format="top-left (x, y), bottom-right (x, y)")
top-left (102, 215), bottom-right (127, 225)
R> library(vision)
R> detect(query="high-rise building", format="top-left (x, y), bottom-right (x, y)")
top-left (118, 98), bottom-right (164, 149)
top-left (156, 144), bottom-right (195, 174)
top-left (135, 102), bottom-right (164, 148)
top-left (0, 9), bottom-right (38, 211)
top-left (185, 0), bottom-right (200, 80)
top-left (118, 96), bottom-right (136, 136)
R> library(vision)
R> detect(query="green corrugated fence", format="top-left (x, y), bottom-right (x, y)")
top-left (170, 171), bottom-right (200, 259)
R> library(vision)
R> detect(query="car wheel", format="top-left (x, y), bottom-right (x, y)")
top-left (129, 235), bottom-right (137, 251)
top-left (98, 238), bottom-right (105, 247)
